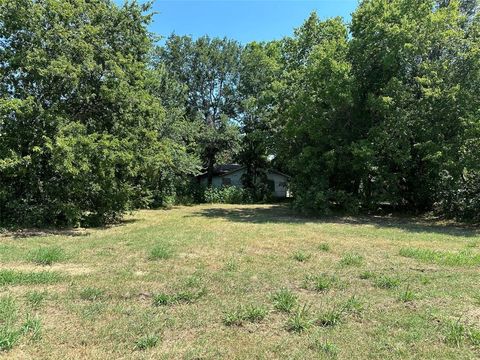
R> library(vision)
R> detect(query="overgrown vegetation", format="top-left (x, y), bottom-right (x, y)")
top-left (1, 0), bottom-right (479, 228)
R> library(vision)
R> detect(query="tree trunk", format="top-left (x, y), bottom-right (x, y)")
top-left (207, 154), bottom-right (215, 187)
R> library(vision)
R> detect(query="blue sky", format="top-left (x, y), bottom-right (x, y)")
top-left (125, 1), bottom-right (359, 43)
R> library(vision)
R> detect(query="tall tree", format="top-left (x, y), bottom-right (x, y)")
top-left (237, 41), bottom-right (282, 199)
top-left (0, 0), bottom-right (197, 226)
top-left (276, 14), bottom-right (356, 213)
top-left (158, 35), bottom-right (242, 185)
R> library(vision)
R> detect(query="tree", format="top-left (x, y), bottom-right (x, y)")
top-left (237, 41), bottom-right (282, 199)
top-left (157, 35), bottom-right (242, 186)
top-left (0, 0), bottom-right (197, 226)
top-left (276, 15), bottom-right (357, 213)
top-left (349, 0), bottom-right (478, 212)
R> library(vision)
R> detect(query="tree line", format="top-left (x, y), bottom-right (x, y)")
top-left (1, 0), bottom-right (479, 227)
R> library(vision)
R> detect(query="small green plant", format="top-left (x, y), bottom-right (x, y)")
top-left (223, 308), bottom-right (244, 327)
top-left (343, 295), bottom-right (364, 315)
top-left (272, 288), bottom-right (297, 313)
top-left (223, 304), bottom-right (268, 326)
top-left (148, 244), bottom-right (173, 260)
top-left (304, 273), bottom-right (338, 292)
top-left (444, 319), bottom-right (480, 347)
top-left (81, 303), bottom-right (105, 320)
top-left (293, 250), bottom-right (311, 262)
top-left (0, 328), bottom-right (20, 351)
top-left (444, 320), bottom-right (465, 347)
top-left (398, 286), bottom-right (415, 303)
top-left (25, 291), bottom-right (48, 309)
top-left (318, 243), bottom-right (331, 252)
top-left (286, 304), bottom-right (313, 333)
top-left (28, 246), bottom-right (65, 265)
top-left (317, 307), bottom-right (343, 327)
top-left (134, 334), bottom-right (159, 350)
top-left (152, 287), bottom-right (206, 307)
top-left (175, 288), bottom-right (207, 304)
top-left (339, 252), bottom-right (364, 267)
top-left (152, 293), bottom-right (174, 306)
top-left (467, 328), bottom-right (480, 346)
top-left (374, 275), bottom-right (400, 289)
top-left (224, 258), bottom-right (239, 272)
top-left (22, 314), bottom-right (42, 340)
top-left (243, 304), bottom-right (267, 322)
top-left (311, 339), bottom-right (339, 357)
top-left (359, 270), bottom-right (374, 280)
top-left (79, 287), bottom-right (104, 301)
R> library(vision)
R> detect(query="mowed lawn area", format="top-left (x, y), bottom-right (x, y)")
top-left (1, 204), bottom-right (479, 359)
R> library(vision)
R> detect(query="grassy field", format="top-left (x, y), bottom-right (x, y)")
top-left (0, 204), bottom-right (479, 359)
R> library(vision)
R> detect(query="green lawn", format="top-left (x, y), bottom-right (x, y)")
top-left (1, 204), bottom-right (479, 359)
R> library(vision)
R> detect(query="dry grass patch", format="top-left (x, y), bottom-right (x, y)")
top-left (0, 204), bottom-right (478, 358)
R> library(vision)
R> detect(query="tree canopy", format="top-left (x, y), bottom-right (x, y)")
top-left (1, 0), bottom-right (479, 226)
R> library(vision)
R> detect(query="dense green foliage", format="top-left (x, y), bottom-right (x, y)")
top-left (204, 186), bottom-right (252, 204)
top-left (157, 35), bottom-right (242, 186)
top-left (272, 0), bottom-right (480, 221)
top-left (0, 0), bottom-right (198, 226)
top-left (1, 0), bottom-right (479, 226)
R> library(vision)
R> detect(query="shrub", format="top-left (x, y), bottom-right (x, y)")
top-left (204, 186), bottom-right (252, 204)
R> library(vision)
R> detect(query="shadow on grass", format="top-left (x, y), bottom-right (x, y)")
top-left (1, 218), bottom-right (139, 239)
top-left (190, 205), bottom-right (479, 238)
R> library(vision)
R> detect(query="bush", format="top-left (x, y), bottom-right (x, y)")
top-left (436, 170), bottom-right (480, 223)
top-left (204, 186), bottom-right (252, 204)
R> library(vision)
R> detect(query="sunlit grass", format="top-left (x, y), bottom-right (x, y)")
top-left (0, 204), bottom-right (477, 358)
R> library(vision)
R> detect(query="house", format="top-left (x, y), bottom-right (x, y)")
top-left (198, 164), bottom-right (290, 198)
